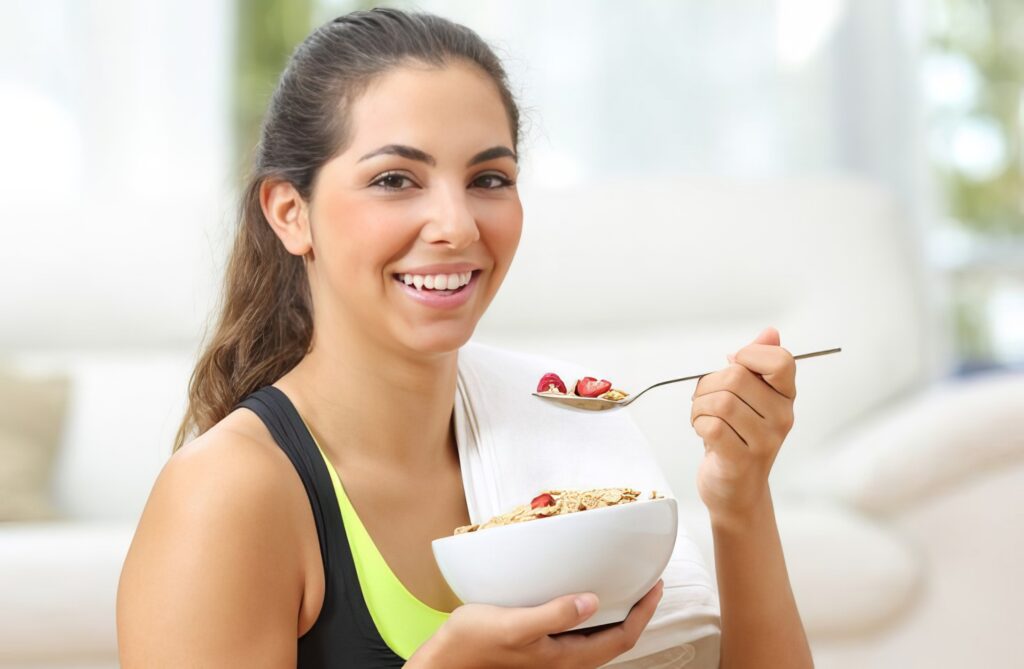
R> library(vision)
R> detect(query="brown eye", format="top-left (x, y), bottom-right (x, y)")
top-left (371, 172), bottom-right (416, 191)
top-left (472, 174), bottom-right (513, 189)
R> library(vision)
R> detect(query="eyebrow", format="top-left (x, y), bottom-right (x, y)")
top-left (357, 144), bottom-right (517, 167)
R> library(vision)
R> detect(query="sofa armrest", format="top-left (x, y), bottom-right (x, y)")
top-left (794, 371), bottom-right (1024, 514)
top-left (0, 521), bottom-right (133, 662)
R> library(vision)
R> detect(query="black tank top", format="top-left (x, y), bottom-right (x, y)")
top-left (236, 385), bottom-right (406, 668)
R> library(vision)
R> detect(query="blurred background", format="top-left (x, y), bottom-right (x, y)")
top-left (0, 1), bottom-right (1021, 668)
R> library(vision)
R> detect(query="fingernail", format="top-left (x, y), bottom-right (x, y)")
top-left (574, 594), bottom-right (597, 617)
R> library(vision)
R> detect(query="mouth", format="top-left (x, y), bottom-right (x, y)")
top-left (391, 270), bottom-right (481, 309)
top-left (392, 270), bottom-right (478, 295)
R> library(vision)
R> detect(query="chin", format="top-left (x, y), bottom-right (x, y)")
top-left (397, 321), bottom-right (478, 356)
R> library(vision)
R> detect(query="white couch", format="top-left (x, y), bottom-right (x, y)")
top-left (2, 176), bottom-right (1021, 668)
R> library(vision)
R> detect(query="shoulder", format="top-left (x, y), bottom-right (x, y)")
top-left (144, 403), bottom-right (312, 564)
top-left (117, 409), bottom-right (306, 666)
top-left (155, 409), bottom-right (298, 523)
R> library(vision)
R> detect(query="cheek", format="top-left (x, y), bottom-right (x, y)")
top-left (315, 197), bottom-right (420, 275)
top-left (494, 222), bottom-right (523, 267)
top-left (479, 200), bottom-right (523, 265)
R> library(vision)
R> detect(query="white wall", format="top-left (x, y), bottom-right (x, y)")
top-left (0, 0), bottom-right (234, 350)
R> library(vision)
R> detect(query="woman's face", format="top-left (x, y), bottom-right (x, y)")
top-left (306, 61), bottom-right (522, 356)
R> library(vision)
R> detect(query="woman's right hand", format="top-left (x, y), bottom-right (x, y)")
top-left (406, 580), bottom-right (664, 669)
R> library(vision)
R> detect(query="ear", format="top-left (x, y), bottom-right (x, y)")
top-left (260, 178), bottom-right (312, 256)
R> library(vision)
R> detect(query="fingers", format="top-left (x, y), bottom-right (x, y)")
top-left (690, 390), bottom-right (761, 449)
top-left (509, 592), bottom-right (600, 643)
top-left (731, 344), bottom-right (797, 400)
top-left (693, 364), bottom-right (792, 438)
top-left (692, 415), bottom-right (749, 462)
top-left (608, 579), bottom-right (664, 643)
top-left (554, 580), bottom-right (664, 665)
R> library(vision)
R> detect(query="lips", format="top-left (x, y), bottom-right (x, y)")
top-left (395, 262), bottom-right (480, 275)
top-left (392, 270), bottom-right (479, 309)
top-left (396, 271), bottom-right (474, 292)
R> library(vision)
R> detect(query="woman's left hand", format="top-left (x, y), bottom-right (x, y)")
top-left (690, 327), bottom-right (796, 528)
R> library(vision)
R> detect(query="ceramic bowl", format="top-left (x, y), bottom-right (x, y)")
top-left (432, 497), bottom-right (677, 630)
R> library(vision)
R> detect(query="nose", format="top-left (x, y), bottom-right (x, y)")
top-left (420, 181), bottom-right (480, 250)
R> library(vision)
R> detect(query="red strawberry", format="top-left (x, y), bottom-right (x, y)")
top-left (531, 493), bottom-right (556, 509)
top-left (575, 377), bottom-right (612, 397)
top-left (536, 372), bottom-right (567, 394)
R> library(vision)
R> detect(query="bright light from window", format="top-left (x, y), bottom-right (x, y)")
top-left (922, 51), bottom-right (980, 111)
top-left (949, 115), bottom-right (1009, 182)
top-left (988, 281), bottom-right (1024, 363)
top-left (0, 83), bottom-right (82, 201)
top-left (775, 0), bottom-right (848, 68)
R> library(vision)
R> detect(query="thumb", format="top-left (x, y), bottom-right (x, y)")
top-left (514, 593), bottom-right (599, 640)
top-left (727, 326), bottom-right (780, 363)
top-left (751, 326), bottom-right (780, 346)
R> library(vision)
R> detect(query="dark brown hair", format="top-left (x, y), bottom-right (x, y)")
top-left (173, 8), bottom-right (521, 451)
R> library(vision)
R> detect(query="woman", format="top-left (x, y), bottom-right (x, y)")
top-left (117, 8), bottom-right (813, 668)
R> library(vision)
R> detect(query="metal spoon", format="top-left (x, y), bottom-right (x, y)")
top-left (532, 347), bottom-right (842, 412)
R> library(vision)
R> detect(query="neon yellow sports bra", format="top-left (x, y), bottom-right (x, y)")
top-left (304, 427), bottom-right (452, 660)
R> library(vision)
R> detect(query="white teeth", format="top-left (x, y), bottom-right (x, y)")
top-left (399, 271), bottom-right (474, 291)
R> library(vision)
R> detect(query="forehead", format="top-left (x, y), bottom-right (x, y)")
top-left (341, 61), bottom-right (514, 158)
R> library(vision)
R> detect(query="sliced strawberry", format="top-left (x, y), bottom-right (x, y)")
top-left (575, 377), bottom-right (613, 398)
top-left (531, 493), bottom-right (556, 509)
top-left (536, 372), bottom-right (567, 394)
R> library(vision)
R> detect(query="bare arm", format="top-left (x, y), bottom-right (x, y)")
top-left (117, 432), bottom-right (305, 668)
top-left (712, 489), bottom-right (811, 668)
top-left (690, 328), bottom-right (813, 669)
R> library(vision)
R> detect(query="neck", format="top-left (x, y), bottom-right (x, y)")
top-left (276, 319), bottom-right (461, 474)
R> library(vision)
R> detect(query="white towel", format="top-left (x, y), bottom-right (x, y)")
top-left (454, 341), bottom-right (721, 667)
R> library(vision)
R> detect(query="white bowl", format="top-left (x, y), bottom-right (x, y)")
top-left (432, 497), bottom-right (677, 630)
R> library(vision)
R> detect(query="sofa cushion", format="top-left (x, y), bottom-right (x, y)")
top-left (0, 368), bottom-right (69, 521)
top-left (798, 371), bottom-right (1024, 513)
top-left (10, 350), bottom-right (195, 522)
top-left (676, 499), bottom-right (920, 636)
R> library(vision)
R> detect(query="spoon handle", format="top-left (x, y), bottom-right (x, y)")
top-left (791, 347), bottom-right (843, 361)
top-left (624, 347), bottom-right (842, 405)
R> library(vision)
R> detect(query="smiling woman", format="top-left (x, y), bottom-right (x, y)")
top-left (276, 61), bottom-right (524, 356)
top-left (115, 7), bottom-right (809, 669)
top-left (115, 11), bottom-right (529, 666)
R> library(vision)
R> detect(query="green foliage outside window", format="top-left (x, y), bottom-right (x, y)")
top-left (233, 0), bottom-right (314, 172)
top-left (927, 0), bottom-right (1023, 236)
top-left (232, 0), bottom-right (385, 173)
top-left (927, 0), bottom-right (1024, 369)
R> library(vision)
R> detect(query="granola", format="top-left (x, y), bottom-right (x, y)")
top-left (454, 488), bottom-right (663, 535)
